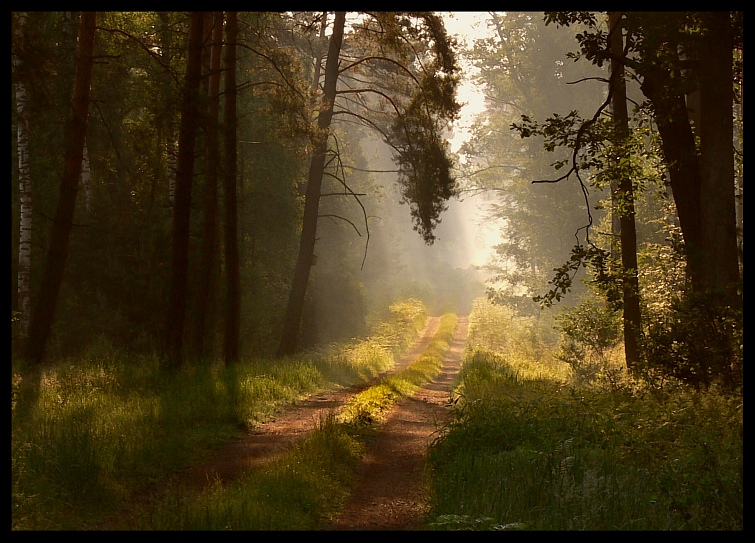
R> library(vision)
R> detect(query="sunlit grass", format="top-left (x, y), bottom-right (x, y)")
top-left (424, 299), bottom-right (743, 531)
top-left (11, 299), bottom-right (427, 530)
top-left (339, 313), bottom-right (457, 426)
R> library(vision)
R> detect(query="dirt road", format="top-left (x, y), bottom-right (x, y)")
top-left (95, 315), bottom-right (468, 530)
top-left (324, 315), bottom-right (469, 530)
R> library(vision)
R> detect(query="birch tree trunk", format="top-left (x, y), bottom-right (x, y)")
top-left (14, 12), bottom-right (32, 337)
top-left (25, 12), bottom-right (97, 364)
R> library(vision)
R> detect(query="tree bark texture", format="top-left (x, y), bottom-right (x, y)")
top-left (164, 12), bottom-right (205, 368)
top-left (14, 12), bottom-right (32, 338)
top-left (25, 12), bottom-right (97, 364)
top-left (697, 12), bottom-right (741, 310)
top-left (277, 11), bottom-right (346, 358)
top-left (194, 11), bottom-right (224, 359)
top-left (640, 68), bottom-right (704, 291)
top-left (223, 11), bottom-right (240, 364)
top-left (608, 12), bottom-right (641, 370)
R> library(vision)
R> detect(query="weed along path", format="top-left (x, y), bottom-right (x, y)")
top-left (325, 315), bottom-right (469, 531)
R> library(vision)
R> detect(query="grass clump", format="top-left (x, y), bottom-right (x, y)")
top-left (424, 299), bottom-right (743, 531)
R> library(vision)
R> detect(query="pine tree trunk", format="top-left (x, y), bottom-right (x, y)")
top-left (193, 11), bottom-right (224, 359)
top-left (608, 12), bottom-right (641, 370)
top-left (25, 12), bottom-right (97, 364)
top-left (164, 12), bottom-right (205, 368)
top-left (223, 11), bottom-right (240, 364)
top-left (277, 12), bottom-right (346, 358)
top-left (159, 12), bottom-right (177, 206)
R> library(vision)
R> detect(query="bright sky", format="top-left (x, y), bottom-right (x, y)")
top-left (439, 12), bottom-right (501, 269)
top-left (441, 12), bottom-right (490, 152)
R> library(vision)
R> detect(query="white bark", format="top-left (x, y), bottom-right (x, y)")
top-left (14, 12), bottom-right (32, 336)
top-left (168, 135), bottom-right (177, 204)
top-left (81, 139), bottom-right (91, 211)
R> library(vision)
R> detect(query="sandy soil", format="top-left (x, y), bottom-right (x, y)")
top-left (95, 315), bottom-right (468, 530)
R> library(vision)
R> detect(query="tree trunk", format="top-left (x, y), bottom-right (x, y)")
top-left (14, 12), bottom-right (32, 338)
top-left (277, 11), bottom-right (346, 358)
top-left (24, 12), bottom-right (97, 365)
top-left (608, 12), bottom-right (641, 370)
top-left (697, 12), bottom-right (741, 310)
top-left (158, 12), bottom-right (177, 206)
top-left (223, 11), bottom-right (240, 365)
top-left (164, 12), bottom-right (205, 368)
top-left (81, 140), bottom-right (91, 211)
top-left (640, 68), bottom-right (704, 291)
top-left (193, 11), bottom-right (224, 359)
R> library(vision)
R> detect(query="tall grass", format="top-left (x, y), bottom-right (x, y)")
top-left (134, 415), bottom-right (364, 530)
top-left (11, 299), bottom-right (427, 531)
top-left (424, 299), bottom-right (743, 531)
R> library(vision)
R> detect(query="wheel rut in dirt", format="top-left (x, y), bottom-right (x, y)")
top-left (324, 315), bottom-right (469, 531)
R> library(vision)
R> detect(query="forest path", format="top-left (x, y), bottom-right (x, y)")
top-left (324, 315), bottom-right (469, 531)
top-left (93, 316), bottom-right (445, 530)
top-left (180, 315), bottom-right (443, 486)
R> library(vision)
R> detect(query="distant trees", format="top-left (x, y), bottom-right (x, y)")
top-left (460, 12), bottom-right (606, 313)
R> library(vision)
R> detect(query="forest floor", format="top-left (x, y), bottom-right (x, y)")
top-left (96, 315), bottom-right (469, 530)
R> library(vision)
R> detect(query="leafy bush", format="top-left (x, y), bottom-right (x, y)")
top-left (554, 292), bottom-right (624, 386)
top-left (639, 238), bottom-right (743, 391)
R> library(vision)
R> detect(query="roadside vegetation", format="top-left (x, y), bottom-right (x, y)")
top-left (11, 299), bottom-right (426, 530)
top-left (424, 298), bottom-right (743, 530)
top-left (131, 312), bottom-right (459, 530)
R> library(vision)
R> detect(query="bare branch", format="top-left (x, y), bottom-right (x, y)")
top-left (319, 213), bottom-right (362, 236)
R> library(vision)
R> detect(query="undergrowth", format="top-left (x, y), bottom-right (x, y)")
top-left (11, 299), bottom-right (427, 531)
top-left (424, 298), bottom-right (743, 531)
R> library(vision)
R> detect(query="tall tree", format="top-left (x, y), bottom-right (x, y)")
top-left (222, 11), bottom-right (240, 364)
top-left (193, 11), bottom-right (224, 358)
top-left (276, 12), bottom-right (462, 357)
top-left (608, 11), bottom-right (641, 369)
top-left (277, 11), bottom-right (347, 358)
top-left (696, 12), bottom-right (740, 310)
top-left (164, 12), bottom-right (205, 368)
top-left (13, 12), bottom-right (32, 337)
top-left (24, 12), bottom-right (97, 364)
